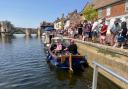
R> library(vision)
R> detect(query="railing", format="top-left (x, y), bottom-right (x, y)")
top-left (92, 61), bottom-right (128, 89)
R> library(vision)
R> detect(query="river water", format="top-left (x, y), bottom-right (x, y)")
top-left (0, 34), bottom-right (121, 89)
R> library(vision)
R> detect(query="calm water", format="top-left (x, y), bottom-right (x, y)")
top-left (0, 34), bottom-right (121, 89)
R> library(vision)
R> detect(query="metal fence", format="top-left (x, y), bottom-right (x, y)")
top-left (92, 61), bottom-right (128, 89)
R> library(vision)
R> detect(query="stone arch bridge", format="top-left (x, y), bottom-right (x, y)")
top-left (12, 27), bottom-right (41, 36)
top-left (0, 21), bottom-right (42, 37)
top-left (0, 21), bottom-right (54, 37)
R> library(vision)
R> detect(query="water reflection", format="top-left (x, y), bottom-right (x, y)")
top-left (0, 34), bottom-right (40, 45)
top-left (47, 62), bottom-right (92, 89)
top-left (0, 36), bottom-right (13, 44)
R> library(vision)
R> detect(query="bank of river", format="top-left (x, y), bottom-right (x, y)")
top-left (0, 34), bottom-right (121, 89)
top-left (75, 39), bottom-right (128, 89)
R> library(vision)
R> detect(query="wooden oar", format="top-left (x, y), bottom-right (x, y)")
top-left (69, 53), bottom-right (73, 72)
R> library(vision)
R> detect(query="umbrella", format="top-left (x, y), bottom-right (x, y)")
top-left (44, 27), bottom-right (54, 31)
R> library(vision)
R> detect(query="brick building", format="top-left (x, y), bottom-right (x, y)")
top-left (64, 10), bottom-right (82, 29)
top-left (91, 0), bottom-right (128, 20)
top-left (54, 11), bottom-right (82, 30)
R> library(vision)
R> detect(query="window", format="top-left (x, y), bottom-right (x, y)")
top-left (98, 9), bottom-right (102, 18)
top-left (106, 6), bottom-right (111, 16)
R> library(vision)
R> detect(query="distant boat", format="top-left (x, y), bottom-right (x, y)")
top-left (44, 27), bottom-right (55, 31)
top-left (42, 27), bottom-right (55, 45)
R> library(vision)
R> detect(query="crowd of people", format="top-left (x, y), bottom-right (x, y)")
top-left (62, 17), bottom-right (128, 49)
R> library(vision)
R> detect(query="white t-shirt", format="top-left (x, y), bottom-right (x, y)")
top-left (92, 22), bottom-right (98, 31)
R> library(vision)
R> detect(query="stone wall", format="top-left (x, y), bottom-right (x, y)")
top-left (75, 39), bottom-right (128, 89)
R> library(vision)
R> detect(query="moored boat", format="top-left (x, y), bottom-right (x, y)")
top-left (42, 27), bottom-right (55, 51)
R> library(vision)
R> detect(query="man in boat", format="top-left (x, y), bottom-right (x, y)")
top-left (65, 39), bottom-right (79, 55)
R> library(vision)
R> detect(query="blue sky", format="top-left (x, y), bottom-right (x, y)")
top-left (0, 0), bottom-right (88, 28)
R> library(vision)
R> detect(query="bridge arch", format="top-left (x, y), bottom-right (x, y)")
top-left (12, 29), bottom-right (26, 34)
top-left (12, 28), bottom-right (32, 36)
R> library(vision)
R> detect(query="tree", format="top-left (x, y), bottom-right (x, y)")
top-left (82, 5), bottom-right (97, 21)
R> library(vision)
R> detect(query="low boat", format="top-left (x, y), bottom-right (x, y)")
top-left (46, 37), bottom-right (88, 71)
top-left (42, 31), bottom-right (50, 46)
top-left (42, 27), bottom-right (55, 50)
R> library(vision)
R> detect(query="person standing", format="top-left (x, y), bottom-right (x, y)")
top-left (77, 23), bottom-right (83, 39)
top-left (92, 19), bottom-right (102, 43)
top-left (121, 18), bottom-right (127, 39)
top-left (82, 20), bottom-right (92, 41)
top-left (111, 19), bottom-right (121, 47)
top-left (120, 18), bottom-right (128, 49)
top-left (100, 19), bottom-right (108, 44)
top-left (106, 19), bottom-right (115, 45)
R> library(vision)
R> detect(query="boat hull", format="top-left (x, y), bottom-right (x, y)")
top-left (47, 54), bottom-right (88, 70)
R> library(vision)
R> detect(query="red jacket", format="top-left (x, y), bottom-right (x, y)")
top-left (101, 24), bottom-right (108, 35)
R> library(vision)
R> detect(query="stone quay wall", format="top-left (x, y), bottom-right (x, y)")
top-left (74, 39), bottom-right (128, 89)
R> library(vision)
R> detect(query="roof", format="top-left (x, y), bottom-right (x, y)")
top-left (40, 21), bottom-right (53, 27)
top-left (92, 0), bottom-right (121, 9)
top-left (68, 10), bottom-right (80, 17)
top-left (54, 17), bottom-right (65, 23)
top-left (54, 18), bottom-right (61, 23)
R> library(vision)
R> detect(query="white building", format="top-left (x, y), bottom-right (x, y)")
top-left (64, 20), bottom-right (70, 30)
top-left (54, 20), bottom-right (63, 30)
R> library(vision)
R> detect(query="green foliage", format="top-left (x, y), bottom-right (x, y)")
top-left (61, 19), bottom-right (65, 29)
top-left (82, 5), bottom-right (97, 21)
